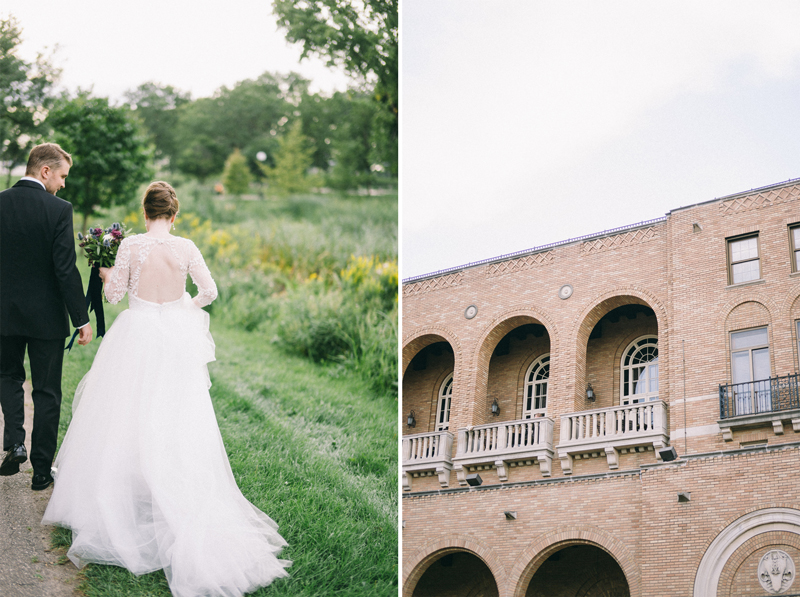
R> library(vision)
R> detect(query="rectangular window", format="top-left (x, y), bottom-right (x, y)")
top-left (791, 225), bottom-right (800, 272)
top-left (728, 234), bottom-right (760, 284)
top-left (730, 327), bottom-right (771, 415)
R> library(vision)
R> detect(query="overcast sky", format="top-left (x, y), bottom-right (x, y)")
top-left (3, 0), bottom-right (351, 101)
top-left (401, 1), bottom-right (800, 279)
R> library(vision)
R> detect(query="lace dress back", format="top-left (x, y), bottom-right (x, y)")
top-left (104, 235), bottom-right (218, 307)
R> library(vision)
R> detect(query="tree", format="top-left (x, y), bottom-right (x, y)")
top-left (260, 120), bottom-right (315, 195)
top-left (222, 149), bottom-right (253, 196)
top-left (124, 82), bottom-right (190, 166)
top-left (172, 72), bottom-right (300, 180)
top-left (272, 0), bottom-right (398, 175)
top-left (47, 93), bottom-right (153, 231)
top-left (0, 16), bottom-right (60, 187)
top-left (327, 94), bottom-right (378, 191)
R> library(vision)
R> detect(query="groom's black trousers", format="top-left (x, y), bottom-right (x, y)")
top-left (0, 335), bottom-right (64, 477)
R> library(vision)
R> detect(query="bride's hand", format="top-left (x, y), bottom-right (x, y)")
top-left (98, 266), bottom-right (112, 282)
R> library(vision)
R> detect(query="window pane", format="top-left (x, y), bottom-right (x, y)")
top-left (732, 260), bottom-right (760, 283)
top-left (752, 348), bottom-right (770, 381)
top-left (731, 237), bottom-right (758, 261)
top-left (649, 361), bottom-right (659, 392)
top-left (795, 250), bottom-right (800, 271)
top-left (793, 227), bottom-right (800, 248)
top-left (732, 351), bottom-right (751, 384)
top-left (732, 328), bottom-right (768, 350)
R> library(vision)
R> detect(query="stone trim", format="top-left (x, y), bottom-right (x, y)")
top-left (719, 184), bottom-right (800, 216)
top-left (581, 226), bottom-right (658, 255)
top-left (403, 271), bottom-right (463, 297)
top-left (485, 251), bottom-right (554, 278)
top-left (693, 507), bottom-right (800, 597)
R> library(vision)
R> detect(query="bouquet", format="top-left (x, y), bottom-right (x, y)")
top-left (66, 223), bottom-right (133, 351)
top-left (78, 223), bottom-right (131, 268)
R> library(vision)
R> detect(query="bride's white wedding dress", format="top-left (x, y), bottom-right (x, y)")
top-left (43, 233), bottom-right (290, 597)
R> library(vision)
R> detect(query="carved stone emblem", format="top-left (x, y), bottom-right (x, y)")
top-left (758, 550), bottom-right (795, 594)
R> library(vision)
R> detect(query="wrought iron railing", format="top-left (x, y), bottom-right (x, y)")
top-left (719, 373), bottom-right (800, 419)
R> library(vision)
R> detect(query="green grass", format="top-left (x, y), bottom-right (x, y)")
top-left (55, 306), bottom-right (398, 596)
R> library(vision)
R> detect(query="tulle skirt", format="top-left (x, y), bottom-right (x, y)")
top-left (42, 293), bottom-right (290, 597)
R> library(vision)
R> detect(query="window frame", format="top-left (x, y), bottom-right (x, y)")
top-left (523, 354), bottom-right (550, 418)
top-left (435, 373), bottom-right (453, 431)
top-left (727, 233), bottom-right (761, 285)
top-left (790, 223), bottom-right (800, 273)
top-left (620, 335), bottom-right (659, 405)
top-left (729, 326), bottom-right (771, 415)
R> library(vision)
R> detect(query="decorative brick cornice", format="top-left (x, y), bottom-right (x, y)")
top-left (719, 184), bottom-right (800, 216)
top-left (403, 272), bottom-right (463, 297)
top-left (581, 227), bottom-right (658, 255)
top-left (485, 251), bottom-right (554, 278)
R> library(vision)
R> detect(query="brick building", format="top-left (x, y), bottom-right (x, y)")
top-left (401, 179), bottom-right (800, 597)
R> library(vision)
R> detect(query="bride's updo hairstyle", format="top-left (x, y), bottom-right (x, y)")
top-left (142, 181), bottom-right (179, 220)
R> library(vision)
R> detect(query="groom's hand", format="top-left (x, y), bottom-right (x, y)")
top-left (78, 323), bottom-right (93, 346)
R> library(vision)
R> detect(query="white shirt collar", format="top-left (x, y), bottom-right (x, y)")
top-left (20, 176), bottom-right (46, 190)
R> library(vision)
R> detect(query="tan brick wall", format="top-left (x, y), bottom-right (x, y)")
top-left (401, 180), bottom-right (800, 596)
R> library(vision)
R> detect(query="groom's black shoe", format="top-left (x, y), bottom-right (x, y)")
top-left (0, 443), bottom-right (27, 476)
top-left (31, 473), bottom-right (54, 491)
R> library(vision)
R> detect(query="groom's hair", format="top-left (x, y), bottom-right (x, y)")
top-left (26, 143), bottom-right (73, 175)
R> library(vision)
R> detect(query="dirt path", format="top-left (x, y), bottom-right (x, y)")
top-left (0, 381), bottom-right (83, 597)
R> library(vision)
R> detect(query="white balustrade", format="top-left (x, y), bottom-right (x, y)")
top-left (457, 418), bottom-right (553, 457)
top-left (453, 417), bottom-right (555, 483)
top-left (557, 401), bottom-right (669, 474)
top-left (560, 401), bottom-right (666, 444)
top-left (402, 430), bottom-right (454, 465)
top-left (401, 430), bottom-right (454, 491)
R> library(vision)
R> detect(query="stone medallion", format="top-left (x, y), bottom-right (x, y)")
top-left (464, 305), bottom-right (478, 319)
top-left (758, 550), bottom-right (795, 594)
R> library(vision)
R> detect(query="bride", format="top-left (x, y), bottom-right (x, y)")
top-left (43, 181), bottom-right (290, 597)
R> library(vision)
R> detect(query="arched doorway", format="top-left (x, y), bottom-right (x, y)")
top-left (526, 545), bottom-right (629, 597)
top-left (413, 550), bottom-right (499, 597)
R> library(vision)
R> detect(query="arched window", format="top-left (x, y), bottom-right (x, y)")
top-left (523, 355), bottom-right (549, 418)
top-left (621, 336), bottom-right (658, 404)
top-left (436, 374), bottom-right (453, 431)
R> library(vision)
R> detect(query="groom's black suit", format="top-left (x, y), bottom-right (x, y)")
top-left (0, 179), bottom-right (89, 477)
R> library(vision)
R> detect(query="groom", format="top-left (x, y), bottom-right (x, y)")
top-left (0, 142), bottom-right (93, 491)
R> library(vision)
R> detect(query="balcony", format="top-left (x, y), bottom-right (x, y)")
top-left (401, 430), bottom-right (454, 491)
top-left (557, 401), bottom-right (669, 474)
top-left (453, 417), bottom-right (554, 485)
top-left (718, 374), bottom-right (800, 441)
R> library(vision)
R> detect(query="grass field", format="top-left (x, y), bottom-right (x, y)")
top-left (51, 186), bottom-right (398, 596)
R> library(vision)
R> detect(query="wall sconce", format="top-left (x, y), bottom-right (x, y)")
top-left (407, 410), bottom-right (416, 428)
top-left (586, 384), bottom-right (595, 402)
top-left (491, 399), bottom-right (501, 416)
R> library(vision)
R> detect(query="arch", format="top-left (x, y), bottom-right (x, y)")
top-left (403, 534), bottom-right (506, 597)
top-left (470, 306), bottom-right (558, 428)
top-left (693, 507), bottom-right (800, 597)
top-left (780, 283), bottom-right (800, 319)
top-left (714, 293), bottom-right (779, 331)
top-left (723, 300), bottom-right (772, 332)
top-left (573, 288), bottom-right (668, 410)
top-left (402, 326), bottom-right (461, 376)
top-left (508, 526), bottom-right (640, 597)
